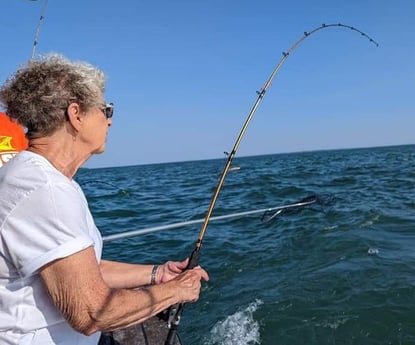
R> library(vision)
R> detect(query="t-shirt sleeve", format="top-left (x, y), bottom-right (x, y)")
top-left (2, 181), bottom-right (95, 277)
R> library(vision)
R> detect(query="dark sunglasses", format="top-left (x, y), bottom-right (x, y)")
top-left (101, 102), bottom-right (114, 119)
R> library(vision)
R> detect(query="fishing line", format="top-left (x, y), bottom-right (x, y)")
top-left (162, 23), bottom-right (378, 345)
top-left (102, 194), bottom-right (333, 242)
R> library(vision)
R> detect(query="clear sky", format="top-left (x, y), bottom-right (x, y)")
top-left (1, 0), bottom-right (414, 168)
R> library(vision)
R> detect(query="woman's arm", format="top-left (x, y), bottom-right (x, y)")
top-left (40, 247), bottom-right (208, 335)
top-left (100, 257), bottom-right (190, 289)
top-left (99, 260), bottom-right (155, 288)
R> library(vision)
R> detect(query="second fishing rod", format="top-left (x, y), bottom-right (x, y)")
top-left (163, 23), bottom-right (379, 345)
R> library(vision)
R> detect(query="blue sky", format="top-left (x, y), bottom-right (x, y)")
top-left (1, 1), bottom-right (414, 168)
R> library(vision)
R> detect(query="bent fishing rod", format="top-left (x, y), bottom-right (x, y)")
top-left (164, 23), bottom-right (378, 345)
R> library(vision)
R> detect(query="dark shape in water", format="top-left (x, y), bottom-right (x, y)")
top-left (261, 194), bottom-right (334, 223)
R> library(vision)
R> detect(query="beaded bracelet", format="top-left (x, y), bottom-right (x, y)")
top-left (150, 265), bottom-right (159, 285)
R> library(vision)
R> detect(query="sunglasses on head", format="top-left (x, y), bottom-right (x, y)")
top-left (101, 102), bottom-right (114, 119)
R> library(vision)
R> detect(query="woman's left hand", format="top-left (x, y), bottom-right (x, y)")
top-left (158, 258), bottom-right (189, 283)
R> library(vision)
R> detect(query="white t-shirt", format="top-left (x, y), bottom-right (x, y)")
top-left (0, 151), bottom-right (102, 345)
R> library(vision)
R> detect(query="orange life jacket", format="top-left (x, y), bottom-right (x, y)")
top-left (0, 112), bottom-right (28, 167)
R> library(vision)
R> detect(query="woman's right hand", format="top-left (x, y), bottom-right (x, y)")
top-left (171, 267), bottom-right (209, 303)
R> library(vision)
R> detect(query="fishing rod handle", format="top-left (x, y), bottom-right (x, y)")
top-left (187, 246), bottom-right (200, 269)
top-left (164, 247), bottom-right (201, 344)
top-left (164, 303), bottom-right (184, 345)
top-left (165, 326), bottom-right (178, 345)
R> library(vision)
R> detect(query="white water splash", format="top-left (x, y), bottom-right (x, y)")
top-left (205, 299), bottom-right (263, 345)
top-left (368, 247), bottom-right (379, 255)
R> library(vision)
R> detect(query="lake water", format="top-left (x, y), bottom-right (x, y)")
top-left (76, 144), bottom-right (415, 345)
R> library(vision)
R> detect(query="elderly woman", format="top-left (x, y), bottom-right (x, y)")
top-left (0, 55), bottom-right (209, 345)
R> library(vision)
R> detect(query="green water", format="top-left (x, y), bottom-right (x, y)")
top-left (76, 144), bottom-right (415, 345)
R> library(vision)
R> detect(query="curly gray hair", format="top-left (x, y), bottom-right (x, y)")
top-left (0, 54), bottom-right (107, 139)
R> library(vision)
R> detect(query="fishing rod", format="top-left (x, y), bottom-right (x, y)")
top-left (102, 194), bottom-right (333, 242)
top-left (164, 23), bottom-right (378, 345)
top-left (29, 0), bottom-right (49, 59)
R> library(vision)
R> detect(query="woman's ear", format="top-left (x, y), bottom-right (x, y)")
top-left (66, 103), bottom-right (83, 131)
